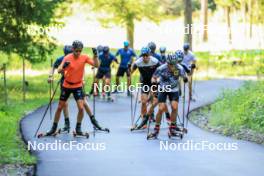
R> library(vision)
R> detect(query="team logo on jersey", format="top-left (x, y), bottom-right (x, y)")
top-left (173, 69), bottom-right (179, 76)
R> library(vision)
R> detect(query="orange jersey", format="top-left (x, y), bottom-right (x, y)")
top-left (61, 53), bottom-right (94, 88)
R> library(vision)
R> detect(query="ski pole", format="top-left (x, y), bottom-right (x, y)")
top-left (49, 81), bottom-right (52, 120)
top-left (130, 77), bottom-right (133, 127)
top-left (182, 81), bottom-right (186, 129)
top-left (34, 80), bottom-right (60, 137)
top-left (132, 89), bottom-right (139, 126)
top-left (92, 67), bottom-right (96, 137)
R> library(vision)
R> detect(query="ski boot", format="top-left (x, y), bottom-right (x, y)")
top-left (61, 118), bottom-right (70, 133)
top-left (168, 125), bottom-right (183, 139)
top-left (37, 123), bottom-right (58, 138)
top-left (131, 115), bottom-right (149, 131)
top-left (147, 126), bottom-right (159, 140)
top-left (90, 116), bottom-right (110, 133)
top-left (73, 124), bottom-right (89, 138)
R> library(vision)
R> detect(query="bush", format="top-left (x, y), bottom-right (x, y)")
top-left (210, 81), bottom-right (264, 134)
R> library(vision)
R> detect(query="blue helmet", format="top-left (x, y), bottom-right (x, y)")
top-left (175, 50), bottom-right (184, 62)
top-left (141, 47), bottom-right (150, 55)
top-left (63, 45), bottom-right (72, 55)
top-left (103, 46), bottom-right (109, 54)
top-left (183, 43), bottom-right (190, 51)
top-left (166, 54), bottom-right (178, 65)
top-left (72, 40), bottom-right (83, 49)
top-left (160, 46), bottom-right (166, 53)
top-left (147, 42), bottom-right (156, 52)
top-left (97, 45), bottom-right (103, 53)
top-left (124, 41), bottom-right (129, 47)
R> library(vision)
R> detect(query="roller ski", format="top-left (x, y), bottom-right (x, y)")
top-left (168, 126), bottom-right (183, 139)
top-left (130, 115), bottom-right (148, 131)
top-left (73, 127), bottom-right (89, 138)
top-left (147, 127), bottom-right (159, 140)
top-left (37, 125), bottom-right (60, 138)
top-left (90, 116), bottom-right (110, 133)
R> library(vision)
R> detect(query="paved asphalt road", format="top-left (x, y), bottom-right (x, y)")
top-left (21, 79), bottom-right (264, 176)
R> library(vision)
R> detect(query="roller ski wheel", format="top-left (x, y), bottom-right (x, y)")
top-left (168, 131), bottom-right (183, 139)
top-left (37, 130), bottom-right (60, 138)
top-left (130, 125), bottom-right (147, 131)
top-left (73, 131), bottom-right (89, 138)
top-left (59, 127), bottom-right (70, 134)
top-left (130, 123), bottom-right (140, 131)
top-left (96, 128), bottom-right (110, 133)
top-left (130, 125), bottom-right (137, 131)
top-left (147, 132), bottom-right (158, 140)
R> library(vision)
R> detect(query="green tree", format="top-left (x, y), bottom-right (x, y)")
top-left (0, 0), bottom-right (66, 102)
top-left (81, 0), bottom-right (165, 48)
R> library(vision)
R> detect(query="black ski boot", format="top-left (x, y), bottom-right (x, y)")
top-left (46, 123), bottom-right (58, 136)
top-left (90, 116), bottom-right (102, 130)
top-left (147, 126), bottom-right (159, 140)
top-left (62, 118), bottom-right (70, 132)
top-left (168, 125), bottom-right (183, 139)
top-left (90, 116), bottom-right (110, 132)
top-left (75, 123), bottom-right (84, 135)
top-left (134, 115), bottom-right (149, 130)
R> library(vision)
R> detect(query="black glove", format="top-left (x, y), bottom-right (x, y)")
top-left (128, 63), bottom-right (132, 69)
top-left (191, 64), bottom-right (196, 69)
top-left (183, 77), bottom-right (188, 83)
top-left (92, 48), bottom-right (98, 57)
top-left (63, 61), bottom-right (70, 69)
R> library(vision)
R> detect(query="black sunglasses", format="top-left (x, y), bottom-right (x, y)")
top-left (74, 49), bottom-right (82, 53)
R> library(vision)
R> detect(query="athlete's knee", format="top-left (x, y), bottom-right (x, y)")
top-left (158, 104), bottom-right (166, 112)
top-left (171, 103), bottom-right (178, 111)
top-left (105, 79), bottom-right (111, 85)
top-left (57, 101), bottom-right (65, 111)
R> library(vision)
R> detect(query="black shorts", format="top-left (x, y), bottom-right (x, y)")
top-left (158, 91), bottom-right (179, 103)
top-left (140, 82), bottom-right (152, 95)
top-left (117, 67), bottom-right (130, 77)
top-left (60, 87), bottom-right (84, 101)
top-left (96, 69), bottom-right (111, 79)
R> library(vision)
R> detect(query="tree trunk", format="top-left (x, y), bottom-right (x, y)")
top-left (184, 0), bottom-right (193, 49)
top-left (3, 63), bottom-right (8, 105)
top-left (126, 18), bottom-right (134, 49)
top-left (249, 0), bottom-right (253, 38)
top-left (201, 0), bottom-right (208, 42)
top-left (241, 0), bottom-right (247, 38)
top-left (22, 57), bottom-right (26, 102)
top-left (226, 6), bottom-right (232, 44)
